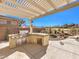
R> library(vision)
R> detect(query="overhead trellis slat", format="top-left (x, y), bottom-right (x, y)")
top-left (0, 5), bottom-right (33, 18)
top-left (0, 0), bottom-right (78, 34)
top-left (11, 0), bottom-right (44, 15)
top-left (0, 0), bottom-right (78, 19)
top-left (0, 0), bottom-right (38, 18)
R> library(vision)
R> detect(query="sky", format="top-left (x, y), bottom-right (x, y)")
top-left (32, 6), bottom-right (79, 27)
top-left (0, 1), bottom-right (79, 27)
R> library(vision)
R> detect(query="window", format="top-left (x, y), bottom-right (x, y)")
top-left (7, 21), bottom-right (11, 24)
top-left (0, 21), bottom-right (7, 24)
top-left (11, 21), bottom-right (17, 25)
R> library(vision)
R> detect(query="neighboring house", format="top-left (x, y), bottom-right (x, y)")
top-left (45, 27), bottom-right (79, 35)
top-left (0, 15), bottom-right (22, 41)
top-left (19, 25), bottom-right (45, 33)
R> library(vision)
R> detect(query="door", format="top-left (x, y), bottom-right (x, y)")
top-left (37, 38), bottom-right (42, 45)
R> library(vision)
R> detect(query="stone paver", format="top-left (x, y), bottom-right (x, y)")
top-left (0, 42), bottom-right (47, 59)
top-left (44, 38), bottom-right (79, 59)
top-left (1, 37), bottom-right (79, 59)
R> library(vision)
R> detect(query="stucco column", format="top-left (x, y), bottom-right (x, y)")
top-left (29, 19), bottom-right (33, 34)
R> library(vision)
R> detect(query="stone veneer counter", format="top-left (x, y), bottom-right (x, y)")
top-left (28, 33), bottom-right (49, 36)
top-left (27, 33), bottom-right (49, 46)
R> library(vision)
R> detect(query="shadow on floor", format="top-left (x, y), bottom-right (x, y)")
top-left (49, 37), bottom-right (66, 41)
top-left (0, 42), bottom-right (47, 59)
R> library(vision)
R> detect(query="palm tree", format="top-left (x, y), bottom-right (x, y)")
top-left (18, 20), bottom-right (25, 27)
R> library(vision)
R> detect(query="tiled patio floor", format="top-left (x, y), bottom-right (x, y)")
top-left (0, 42), bottom-right (47, 59)
top-left (44, 38), bottom-right (79, 59)
top-left (1, 37), bottom-right (79, 59)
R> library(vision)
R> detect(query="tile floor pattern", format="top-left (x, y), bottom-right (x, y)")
top-left (1, 37), bottom-right (79, 59)
top-left (44, 38), bottom-right (79, 59)
top-left (0, 42), bottom-right (47, 59)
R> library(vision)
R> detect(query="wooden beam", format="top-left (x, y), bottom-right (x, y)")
top-left (1, 0), bottom-right (39, 16)
top-left (0, 0), bottom-right (78, 20)
top-left (0, 10), bottom-right (30, 18)
top-left (0, 0), bottom-right (2, 3)
top-left (46, 0), bottom-right (58, 9)
top-left (65, 0), bottom-right (76, 3)
top-left (0, 7), bottom-right (32, 18)
top-left (0, 0), bottom-right (39, 17)
top-left (39, 0), bottom-right (54, 11)
top-left (27, 0), bottom-right (47, 12)
top-left (0, 3), bottom-right (35, 18)
top-left (11, 0), bottom-right (43, 15)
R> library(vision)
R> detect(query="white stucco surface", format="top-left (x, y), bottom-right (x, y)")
top-left (43, 38), bottom-right (79, 59)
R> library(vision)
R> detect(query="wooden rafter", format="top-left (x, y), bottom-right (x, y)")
top-left (0, 0), bottom-right (2, 3)
top-left (0, 0), bottom-right (78, 33)
top-left (0, 0), bottom-right (78, 20)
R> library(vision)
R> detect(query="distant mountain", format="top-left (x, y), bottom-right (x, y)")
top-left (44, 24), bottom-right (79, 28)
top-left (63, 24), bottom-right (79, 28)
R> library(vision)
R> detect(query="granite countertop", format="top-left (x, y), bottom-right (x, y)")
top-left (29, 33), bottom-right (49, 36)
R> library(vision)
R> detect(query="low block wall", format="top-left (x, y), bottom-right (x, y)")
top-left (9, 34), bottom-right (26, 48)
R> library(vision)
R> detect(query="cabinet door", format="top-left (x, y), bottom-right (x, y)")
top-left (37, 38), bottom-right (42, 45)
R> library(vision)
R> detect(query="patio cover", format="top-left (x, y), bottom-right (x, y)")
top-left (0, 0), bottom-right (79, 33)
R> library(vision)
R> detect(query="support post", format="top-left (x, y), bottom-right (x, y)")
top-left (29, 19), bottom-right (33, 34)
